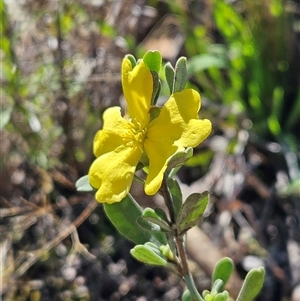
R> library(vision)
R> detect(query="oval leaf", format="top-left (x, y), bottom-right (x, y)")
top-left (142, 208), bottom-right (171, 232)
top-left (173, 56), bottom-right (187, 93)
top-left (177, 191), bottom-right (209, 235)
top-left (167, 147), bottom-right (193, 172)
top-left (130, 244), bottom-right (167, 266)
top-left (104, 194), bottom-right (153, 245)
top-left (165, 62), bottom-right (175, 94)
top-left (76, 175), bottom-right (94, 192)
top-left (143, 50), bottom-right (162, 73)
top-left (167, 178), bottom-right (182, 221)
top-left (212, 257), bottom-right (234, 289)
top-left (214, 291), bottom-right (229, 301)
top-left (236, 267), bottom-right (265, 301)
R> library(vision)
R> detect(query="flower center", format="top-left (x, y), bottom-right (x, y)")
top-left (122, 119), bottom-right (147, 150)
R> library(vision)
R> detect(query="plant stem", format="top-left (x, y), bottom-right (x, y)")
top-left (161, 175), bottom-right (203, 301)
top-left (177, 236), bottom-right (204, 301)
top-left (184, 273), bottom-right (205, 301)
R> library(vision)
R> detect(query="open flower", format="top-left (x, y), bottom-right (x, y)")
top-left (88, 57), bottom-right (212, 204)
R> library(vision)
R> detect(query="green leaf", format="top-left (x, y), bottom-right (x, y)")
top-left (167, 147), bottom-right (193, 172)
top-left (187, 54), bottom-right (228, 76)
top-left (173, 57), bottom-right (187, 93)
top-left (104, 194), bottom-right (153, 245)
top-left (0, 105), bottom-right (13, 129)
top-left (75, 175), bottom-right (94, 192)
top-left (211, 279), bottom-right (224, 294)
top-left (182, 290), bottom-right (193, 301)
top-left (130, 244), bottom-right (167, 266)
top-left (236, 267), bottom-right (265, 301)
top-left (212, 257), bottom-right (234, 289)
top-left (125, 54), bottom-right (136, 68)
top-left (154, 207), bottom-right (170, 224)
top-left (167, 178), bottom-right (182, 221)
top-left (143, 50), bottom-right (162, 73)
top-left (177, 191), bottom-right (209, 235)
top-left (142, 208), bottom-right (171, 232)
top-left (165, 62), bottom-right (175, 94)
top-left (150, 71), bottom-right (161, 105)
top-left (214, 291), bottom-right (229, 301)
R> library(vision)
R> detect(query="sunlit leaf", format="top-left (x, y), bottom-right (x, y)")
top-left (173, 57), bottom-right (187, 93)
top-left (236, 267), bottom-right (265, 301)
top-left (130, 244), bottom-right (167, 266)
top-left (212, 257), bottom-right (234, 289)
top-left (143, 50), bottom-right (162, 73)
top-left (76, 175), bottom-right (94, 192)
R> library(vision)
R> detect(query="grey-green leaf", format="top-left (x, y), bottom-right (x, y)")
top-left (236, 267), bottom-right (265, 301)
top-left (104, 194), bottom-right (153, 245)
top-left (75, 175), bottom-right (94, 192)
top-left (167, 178), bottom-right (182, 221)
top-left (173, 56), bottom-right (187, 93)
top-left (177, 191), bottom-right (209, 235)
top-left (167, 147), bottom-right (193, 172)
top-left (130, 244), bottom-right (167, 266)
top-left (212, 257), bottom-right (234, 289)
top-left (165, 62), bottom-right (175, 94)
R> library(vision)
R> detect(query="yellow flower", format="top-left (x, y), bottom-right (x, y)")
top-left (88, 57), bottom-right (212, 204)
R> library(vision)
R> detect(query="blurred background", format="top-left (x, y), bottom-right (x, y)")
top-left (1, 0), bottom-right (300, 300)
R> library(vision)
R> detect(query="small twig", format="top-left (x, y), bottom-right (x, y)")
top-left (70, 228), bottom-right (97, 262)
top-left (12, 198), bottom-right (98, 279)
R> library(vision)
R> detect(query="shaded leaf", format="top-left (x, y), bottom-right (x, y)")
top-left (125, 54), bottom-right (136, 68)
top-left (177, 191), bottom-right (209, 235)
top-left (142, 208), bottom-right (171, 231)
top-left (167, 147), bottom-right (193, 172)
top-left (104, 194), bottom-right (153, 245)
top-left (150, 71), bottom-right (161, 105)
top-left (154, 208), bottom-right (170, 224)
top-left (167, 178), bottom-right (182, 221)
top-left (165, 62), bottom-right (175, 94)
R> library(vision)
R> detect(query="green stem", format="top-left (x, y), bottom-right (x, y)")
top-left (177, 236), bottom-right (204, 301)
top-left (184, 273), bottom-right (205, 301)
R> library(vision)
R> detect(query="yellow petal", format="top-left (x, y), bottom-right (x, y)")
top-left (93, 106), bottom-right (133, 157)
top-left (147, 89), bottom-right (212, 148)
top-left (144, 139), bottom-right (180, 195)
top-left (88, 144), bottom-right (142, 204)
top-left (122, 58), bottom-right (152, 126)
top-left (144, 89), bottom-right (212, 195)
